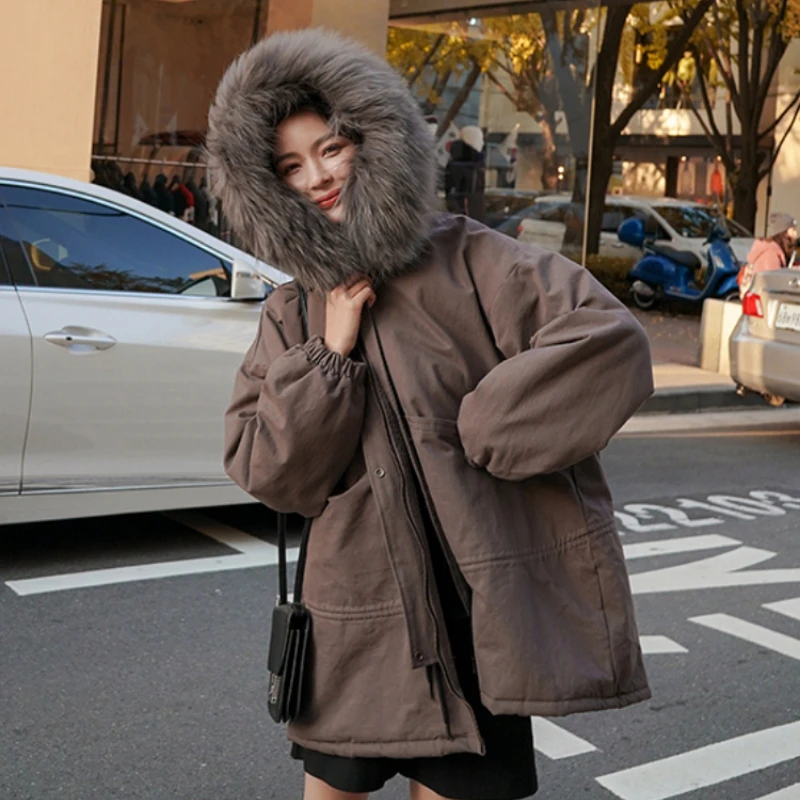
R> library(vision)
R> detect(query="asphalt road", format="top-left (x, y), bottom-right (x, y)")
top-left (2, 410), bottom-right (800, 800)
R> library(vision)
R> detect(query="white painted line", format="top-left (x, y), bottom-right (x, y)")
top-left (164, 511), bottom-right (278, 556)
top-left (6, 548), bottom-right (300, 596)
top-left (532, 717), bottom-right (598, 760)
top-left (629, 546), bottom-right (800, 594)
top-left (751, 784), bottom-right (800, 799)
top-left (639, 636), bottom-right (687, 655)
top-left (623, 535), bottom-right (740, 561)
top-left (596, 720), bottom-right (800, 800)
top-left (690, 614), bottom-right (800, 661)
top-left (765, 597), bottom-right (800, 623)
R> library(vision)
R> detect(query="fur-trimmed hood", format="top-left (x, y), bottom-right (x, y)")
top-left (206, 29), bottom-right (437, 292)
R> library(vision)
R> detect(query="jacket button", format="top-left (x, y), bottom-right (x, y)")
top-left (414, 651), bottom-right (424, 662)
top-left (375, 468), bottom-right (386, 478)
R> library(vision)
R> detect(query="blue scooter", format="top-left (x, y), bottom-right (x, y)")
top-left (617, 215), bottom-right (740, 310)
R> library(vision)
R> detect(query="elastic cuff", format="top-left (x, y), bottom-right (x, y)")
top-left (302, 336), bottom-right (365, 381)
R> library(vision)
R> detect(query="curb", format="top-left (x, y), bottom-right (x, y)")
top-left (638, 386), bottom-right (769, 415)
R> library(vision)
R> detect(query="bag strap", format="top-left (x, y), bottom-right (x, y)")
top-left (276, 285), bottom-right (312, 606)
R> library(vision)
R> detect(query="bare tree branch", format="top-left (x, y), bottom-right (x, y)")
top-left (485, 68), bottom-right (523, 110)
top-left (760, 86), bottom-right (800, 140)
top-left (735, 0), bottom-right (751, 121)
top-left (759, 98), bottom-right (800, 181)
top-left (710, 2), bottom-right (743, 118)
top-left (406, 34), bottom-right (445, 89)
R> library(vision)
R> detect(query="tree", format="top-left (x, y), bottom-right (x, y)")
top-left (387, 27), bottom-right (494, 137)
top-left (481, 15), bottom-right (562, 189)
top-left (672, 0), bottom-right (800, 231)
top-left (540, 0), bottom-right (714, 258)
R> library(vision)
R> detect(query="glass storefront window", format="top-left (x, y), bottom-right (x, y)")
top-left (92, 0), bottom-right (266, 242)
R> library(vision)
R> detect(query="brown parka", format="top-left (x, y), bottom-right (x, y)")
top-left (209, 30), bottom-right (654, 760)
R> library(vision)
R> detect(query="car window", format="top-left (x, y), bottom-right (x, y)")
top-left (652, 205), bottom-right (727, 239)
top-left (0, 185), bottom-right (231, 296)
top-left (602, 206), bottom-right (627, 233)
top-left (0, 208), bottom-right (11, 285)
top-left (628, 208), bottom-right (670, 240)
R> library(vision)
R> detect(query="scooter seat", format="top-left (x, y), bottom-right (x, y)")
top-left (650, 243), bottom-right (702, 270)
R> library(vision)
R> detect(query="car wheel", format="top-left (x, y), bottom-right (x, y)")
top-left (764, 393), bottom-right (786, 407)
top-left (632, 286), bottom-right (657, 310)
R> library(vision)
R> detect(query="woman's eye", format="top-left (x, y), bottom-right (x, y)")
top-left (323, 143), bottom-right (343, 157)
top-left (281, 163), bottom-right (300, 177)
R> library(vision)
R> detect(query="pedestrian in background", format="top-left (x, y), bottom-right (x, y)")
top-left (444, 125), bottom-right (486, 222)
top-left (207, 29), bottom-right (653, 800)
top-left (738, 212), bottom-right (798, 296)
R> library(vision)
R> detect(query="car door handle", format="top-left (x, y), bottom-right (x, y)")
top-left (44, 326), bottom-right (116, 351)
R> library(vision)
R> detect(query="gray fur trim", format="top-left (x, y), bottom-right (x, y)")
top-left (206, 28), bottom-right (437, 292)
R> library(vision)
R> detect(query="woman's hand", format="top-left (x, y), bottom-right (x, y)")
top-left (324, 278), bottom-right (376, 358)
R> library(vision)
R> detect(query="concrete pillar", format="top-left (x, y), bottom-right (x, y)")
top-left (265, 0), bottom-right (390, 54)
top-left (0, 0), bottom-right (103, 181)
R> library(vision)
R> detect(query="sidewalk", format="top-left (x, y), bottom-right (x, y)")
top-left (631, 308), bottom-right (765, 414)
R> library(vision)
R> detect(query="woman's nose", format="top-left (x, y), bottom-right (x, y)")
top-left (307, 159), bottom-right (332, 191)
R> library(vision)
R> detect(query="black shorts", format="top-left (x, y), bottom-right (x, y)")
top-left (294, 700), bottom-right (536, 799)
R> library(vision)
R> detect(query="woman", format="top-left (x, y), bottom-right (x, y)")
top-left (739, 212), bottom-right (798, 295)
top-left (207, 29), bottom-right (653, 800)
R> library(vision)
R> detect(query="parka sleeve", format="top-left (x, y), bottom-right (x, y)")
top-left (224, 295), bottom-right (367, 517)
top-left (457, 236), bottom-right (653, 481)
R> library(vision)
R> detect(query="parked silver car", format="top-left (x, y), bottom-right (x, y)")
top-left (730, 269), bottom-right (800, 405)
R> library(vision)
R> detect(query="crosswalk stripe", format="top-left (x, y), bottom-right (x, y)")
top-left (622, 534), bottom-right (740, 561)
top-left (596, 720), bottom-right (800, 800)
top-left (5, 548), bottom-right (300, 596)
top-left (639, 635), bottom-right (687, 654)
top-left (751, 785), bottom-right (800, 799)
top-left (764, 597), bottom-right (800, 623)
top-left (532, 718), bottom-right (598, 759)
top-left (689, 613), bottom-right (800, 661)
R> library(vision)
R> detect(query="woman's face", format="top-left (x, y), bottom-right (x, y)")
top-left (274, 110), bottom-right (355, 223)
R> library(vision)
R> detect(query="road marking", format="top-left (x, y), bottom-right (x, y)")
top-left (623, 534), bottom-right (740, 561)
top-left (639, 636), bottom-right (687, 654)
top-left (764, 597), bottom-right (800, 623)
top-left (690, 614), bottom-right (800, 661)
top-left (596, 720), bottom-right (800, 800)
top-left (752, 784), bottom-right (800, 799)
top-left (6, 549), bottom-right (299, 596)
top-left (532, 718), bottom-right (598, 759)
top-left (165, 511), bottom-right (279, 556)
top-left (629, 546), bottom-right (800, 594)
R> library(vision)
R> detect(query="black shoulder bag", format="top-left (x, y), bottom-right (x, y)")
top-left (267, 286), bottom-right (313, 724)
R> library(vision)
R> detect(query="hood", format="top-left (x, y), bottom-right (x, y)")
top-left (206, 29), bottom-right (437, 292)
top-left (747, 238), bottom-right (786, 265)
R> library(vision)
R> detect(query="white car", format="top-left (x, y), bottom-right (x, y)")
top-left (0, 167), bottom-right (289, 526)
top-left (517, 194), bottom-right (753, 264)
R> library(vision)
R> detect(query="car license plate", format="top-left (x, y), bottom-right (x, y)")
top-left (775, 303), bottom-right (800, 332)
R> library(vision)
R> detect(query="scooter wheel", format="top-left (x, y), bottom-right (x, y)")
top-left (632, 288), bottom-right (657, 310)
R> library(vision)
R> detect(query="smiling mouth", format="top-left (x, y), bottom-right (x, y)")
top-left (316, 190), bottom-right (341, 210)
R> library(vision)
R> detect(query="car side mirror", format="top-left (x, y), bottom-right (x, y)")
top-left (618, 217), bottom-right (646, 248)
top-left (230, 258), bottom-right (267, 301)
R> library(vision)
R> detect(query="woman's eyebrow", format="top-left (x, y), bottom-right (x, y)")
top-left (274, 151), bottom-right (298, 167)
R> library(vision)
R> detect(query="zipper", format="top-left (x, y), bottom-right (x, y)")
top-left (367, 312), bottom-right (472, 616)
top-left (362, 315), bottom-right (483, 747)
